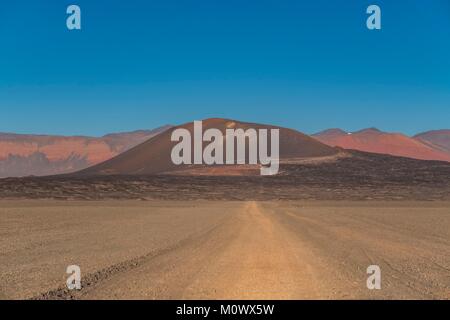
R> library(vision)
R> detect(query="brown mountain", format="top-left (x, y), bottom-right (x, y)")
top-left (76, 118), bottom-right (338, 176)
top-left (414, 130), bottom-right (450, 154)
top-left (0, 126), bottom-right (171, 178)
top-left (313, 127), bottom-right (450, 162)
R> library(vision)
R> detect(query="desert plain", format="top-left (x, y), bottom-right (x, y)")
top-left (1, 199), bottom-right (449, 300)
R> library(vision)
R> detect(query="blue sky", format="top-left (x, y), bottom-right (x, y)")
top-left (0, 0), bottom-right (449, 136)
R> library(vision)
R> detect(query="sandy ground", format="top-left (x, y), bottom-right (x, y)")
top-left (0, 200), bottom-right (449, 300)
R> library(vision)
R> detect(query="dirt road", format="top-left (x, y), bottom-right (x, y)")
top-left (1, 201), bottom-right (449, 299)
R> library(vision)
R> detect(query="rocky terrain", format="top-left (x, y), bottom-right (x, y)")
top-left (1, 150), bottom-right (449, 201)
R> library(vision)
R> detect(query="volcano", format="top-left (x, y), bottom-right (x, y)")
top-left (75, 118), bottom-right (338, 176)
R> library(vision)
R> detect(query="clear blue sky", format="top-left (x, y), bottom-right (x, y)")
top-left (1, 0), bottom-right (449, 136)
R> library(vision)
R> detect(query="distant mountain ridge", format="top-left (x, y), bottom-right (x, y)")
top-left (0, 125), bottom-right (171, 178)
top-left (414, 130), bottom-right (450, 154)
top-left (313, 127), bottom-right (450, 162)
top-left (2, 122), bottom-right (449, 178)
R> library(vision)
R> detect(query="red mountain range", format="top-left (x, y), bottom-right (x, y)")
top-left (1, 121), bottom-right (449, 178)
top-left (313, 128), bottom-right (450, 162)
top-left (0, 126), bottom-right (170, 178)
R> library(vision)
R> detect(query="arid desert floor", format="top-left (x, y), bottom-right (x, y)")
top-left (1, 200), bottom-right (449, 300)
